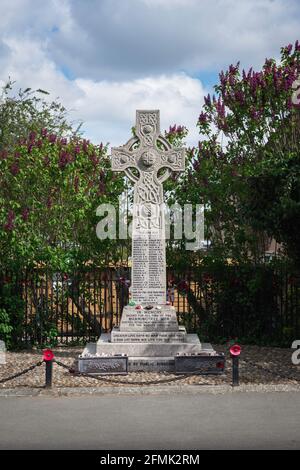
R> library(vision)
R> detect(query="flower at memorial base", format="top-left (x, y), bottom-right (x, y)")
top-left (135, 305), bottom-right (143, 310)
top-left (129, 300), bottom-right (136, 306)
top-left (230, 344), bottom-right (241, 356)
top-left (43, 349), bottom-right (54, 361)
top-left (216, 361), bottom-right (225, 369)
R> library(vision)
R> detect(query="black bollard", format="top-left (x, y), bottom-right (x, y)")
top-left (232, 355), bottom-right (239, 387)
top-left (229, 344), bottom-right (241, 387)
top-left (45, 359), bottom-right (53, 388)
top-left (43, 349), bottom-right (54, 389)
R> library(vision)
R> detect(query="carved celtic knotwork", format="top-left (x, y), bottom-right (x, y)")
top-left (110, 110), bottom-right (185, 232)
top-left (136, 173), bottom-right (162, 205)
top-left (136, 110), bottom-right (160, 146)
top-left (111, 151), bottom-right (136, 170)
top-left (159, 149), bottom-right (185, 171)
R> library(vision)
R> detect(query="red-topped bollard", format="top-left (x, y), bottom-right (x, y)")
top-left (43, 349), bottom-right (54, 388)
top-left (230, 344), bottom-right (241, 387)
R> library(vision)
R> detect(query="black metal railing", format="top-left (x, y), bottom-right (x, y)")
top-left (0, 264), bottom-right (299, 347)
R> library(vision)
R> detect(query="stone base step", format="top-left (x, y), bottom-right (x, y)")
top-left (111, 326), bottom-right (187, 343)
top-left (94, 334), bottom-right (213, 357)
top-left (77, 350), bottom-right (223, 374)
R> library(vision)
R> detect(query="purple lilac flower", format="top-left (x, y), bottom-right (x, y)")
top-left (198, 112), bottom-right (209, 125)
top-left (58, 150), bottom-right (72, 169)
top-left (204, 94), bottom-right (211, 106)
top-left (216, 97), bottom-right (225, 119)
top-left (29, 131), bottom-right (36, 142)
top-left (48, 134), bottom-right (57, 144)
top-left (234, 90), bottom-right (244, 104)
top-left (21, 207), bottom-right (30, 222)
top-left (74, 145), bottom-right (81, 155)
top-left (0, 150), bottom-right (8, 160)
top-left (10, 162), bottom-right (20, 176)
top-left (82, 139), bottom-right (89, 153)
top-left (4, 210), bottom-right (15, 231)
top-left (285, 44), bottom-right (293, 54)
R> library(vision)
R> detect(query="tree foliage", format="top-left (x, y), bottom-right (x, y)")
top-left (174, 41), bottom-right (300, 267)
top-left (0, 82), bottom-right (125, 270)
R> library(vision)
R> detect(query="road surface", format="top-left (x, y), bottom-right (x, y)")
top-left (0, 391), bottom-right (299, 449)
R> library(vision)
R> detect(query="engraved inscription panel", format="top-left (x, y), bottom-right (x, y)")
top-left (79, 357), bottom-right (128, 375)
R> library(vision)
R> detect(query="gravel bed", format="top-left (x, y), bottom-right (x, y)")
top-left (0, 344), bottom-right (299, 389)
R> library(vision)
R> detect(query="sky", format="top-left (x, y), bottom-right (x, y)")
top-left (0, 0), bottom-right (299, 147)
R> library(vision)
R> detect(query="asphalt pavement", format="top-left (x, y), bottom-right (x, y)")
top-left (0, 390), bottom-right (299, 449)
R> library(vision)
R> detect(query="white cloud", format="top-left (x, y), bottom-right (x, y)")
top-left (73, 73), bottom-right (206, 146)
top-left (46, 0), bottom-right (300, 80)
top-left (0, 0), bottom-right (299, 148)
top-left (0, 36), bottom-right (205, 147)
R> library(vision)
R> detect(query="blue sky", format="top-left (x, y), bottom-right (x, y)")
top-left (0, 0), bottom-right (299, 147)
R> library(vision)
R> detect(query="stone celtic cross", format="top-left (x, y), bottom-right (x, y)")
top-left (111, 110), bottom-right (185, 305)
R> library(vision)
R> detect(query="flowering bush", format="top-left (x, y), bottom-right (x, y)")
top-left (0, 128), bottom-right (124, 270)
top-left (172, 41), bottom-right (300, 266)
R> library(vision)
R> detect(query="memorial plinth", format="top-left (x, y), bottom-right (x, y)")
top-left (80, 304), bottom-right (217, 372)
top-left (78, 110), bottom-right (220, 374)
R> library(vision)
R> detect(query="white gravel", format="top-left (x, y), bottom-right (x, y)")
top-left (0, 344), bottom-right (299, 390)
